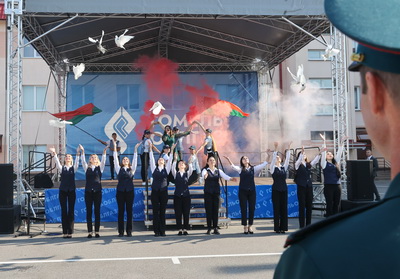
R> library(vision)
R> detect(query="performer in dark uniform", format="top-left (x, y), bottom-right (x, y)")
top-left (366, 149), bottom-right (381, 201)
top-left (201, 156), bottom-right (236, 235)
top-left (140, 129), bottom-right (160, 186)
top-left (171, 143), bottom-right (194, 235)
top-left (80, 145), bottom-right (107, 238)
top-left (50, 146), bottom-right (80, 238)
top-left (224, 153), bottom-right (268, 234)
top-left (112, 141), bottom-right (141, 237)
top-left (270, 142), bottom-right (291, 233)
top-left (274, 1), bottom-right (400, 277)
top-left (294, 147), bottom-right (321, 228)
top-left (320, 135), bottom-right (346, 217)
top-left (149, 143), bottom-right (173, 237)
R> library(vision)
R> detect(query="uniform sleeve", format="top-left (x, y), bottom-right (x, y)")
top-left (165, 153), bottom-right (173, 174)
top-left (171, 161), bottom-right (177, 178)
top-left (231, 164), bottom-right (241, 174)
top-left (335, 143), bottom-right (345, 164)
top-left (295, 153), bottom-right (303, 170)
top-left (132, 152), bottom-right (138, 173)
top-left (254, 161), bottom-right (268, 173)
top-left (201, 168), bottom-right (207, 179)
top-left (53, 154), bottom-right (62, 172)
top-left (273, 245), bottom-right (323, 279)
top-left (269, 152), bottom-right (278, 174)
top-left (81, 154), bottom-right (88, 172)
top-left (187, 163), bottom-right (194, 177)
top-left (310, 154), bottom-right (321, 167)
top-left (74, 155), bottom-right (80, 170)
top-left (283, 149), bottom-right (291, 171)
top-left (321, 144), bottom-right (327, 169)
top-left (100, 154), bottom-right (107, 173)
top-left (113, 151), bottom-right (121, 175)
top-left (218, 169), bottom-right (232, 181)
top-left (149, 150), bottom-right (156, 174)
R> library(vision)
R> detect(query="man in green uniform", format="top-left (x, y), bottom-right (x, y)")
top-left (274, 0), bottom-right (400, 278)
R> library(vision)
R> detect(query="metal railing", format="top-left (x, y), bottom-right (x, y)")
top-left (22, 151), bottom-right (55, 186)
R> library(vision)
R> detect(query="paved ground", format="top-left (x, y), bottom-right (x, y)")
top-left (0, 180), bottom-right (391, 279)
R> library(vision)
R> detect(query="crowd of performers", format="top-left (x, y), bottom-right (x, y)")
top-left (50, 121), bottom-right (347, 239)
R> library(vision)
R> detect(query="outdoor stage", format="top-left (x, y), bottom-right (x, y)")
top-left (45, 178), bottom-right (300, 223)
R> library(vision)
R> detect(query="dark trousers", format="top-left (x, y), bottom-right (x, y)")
top-left (85, 190), bottom-right (102, 232)
top-left (324, 184), bottom-right (341, 217)
top-left (272, 189), bottom-right (288, 232)
top-left (151, 190), bottom-right (168, 234)
top-left (116, 190), bottom-right (134, 235)
top-left (372, 178), bottom-right (380, 200)
top-left (109, 155), bottom-right (120, 179)
top-left (239, 189), bottom-right (256, 226)
top-left (174, 195), bottom-right (191, 230)
top-left (297, 185), bottom-right (313, 228)
top-left (59, 189), bottom-right (76, 235)
top-left (204, 192), bottom-right (220, 229)
top-left (141, 152), bottom-right (149, 182)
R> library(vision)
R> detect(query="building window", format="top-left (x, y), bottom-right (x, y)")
top-left (23, 86), bottom-right (47, 111)
top-left (354, 86), bottom-right (361, 110)
top-left (70, 85), bottom-right (94, 109)
top-left (315, 105), bottom-right (333, 115)
top-left (311, 131), bottom-right (334, 141)
top-left (23, 145), bottom-right (46, 170)
top-left (309, 78), bottom-right (333, 89)
top-left (23, 38), bottom-right (41, 58)
top-left (308, 50), bottom-right (325, 61)
top-left (116, 84), bottom-right (140, 110)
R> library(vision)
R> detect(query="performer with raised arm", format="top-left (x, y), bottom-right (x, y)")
top-left (172, 125), bottom-right (193, 161)
top-left (140, 129), bottom-right (161, 186)
top-left (171, 143), bottom-right (194, 236)
top-left (50, 146), bottom-right (80, 239)
top-left (113, 140), bottom-right (141, 237)
top-left (270, 142), bottom-right (292, 234)
top-left (320, 134), bottom-right (347, 217)
top-left (80, 145), bottom-right (108, 238)
top-left (201, 156), bottom-right (236, 235)
top-left (194, 120), bottom-right (216, 159)
top-left (294, 146), bottom-right (321, 228)
top-left (149, 142), bottom-right (173, 237)
top-left (224, 153), bottom-right (269, 234)
top-left (98, 133), bottom-right (121, 180)
top-left (188, 145), bottom-right (204, 184)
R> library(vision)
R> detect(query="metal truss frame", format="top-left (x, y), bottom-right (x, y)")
top-left (158, 18), bottom-right (174, 57)
top-left (330, 26), bottom-right (349, 192)
top-left (5, 0), bottom-right (24, 205)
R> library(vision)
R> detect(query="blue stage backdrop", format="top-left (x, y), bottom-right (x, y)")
top-left (65, 72), bottom-right (259, 180)
top-left (45, 185), bottom-right (299, 223)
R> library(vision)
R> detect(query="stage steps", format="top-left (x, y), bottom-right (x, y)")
top-left (142, 186), bottom-right (231, 229)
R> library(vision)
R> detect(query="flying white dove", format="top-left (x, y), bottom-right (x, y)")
top-left (287, 64), bottom-right (307, 93)
top-left (49, 119), bottom-right (73, 129)
top-left (73, 63), bottom-right (85, 80)
top-left (88, 30), bottom-right (107, 54)
top-left (115, 29), bottom-right (134, 49)
top-left (149, 101), bottom-right (166, 115)
top-left (322, 44), bottom-right (340, 61)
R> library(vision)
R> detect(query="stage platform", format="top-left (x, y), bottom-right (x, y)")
top-left (44, 178), bottom-right (301, 224)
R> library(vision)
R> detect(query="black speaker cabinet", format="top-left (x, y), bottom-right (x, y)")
top-left (346, 160), bottom-right (374, 201)
top-left (0, 164), bottom-right (14, 208)
top-left (0, 205), bottom-right (21, 234)
top-left (34, 173), bottom-right (54, 189)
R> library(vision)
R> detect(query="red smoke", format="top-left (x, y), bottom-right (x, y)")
top-left (185, 83), bottom-right (219, 122)
top-left (135, 100), bottom-right (157, 138)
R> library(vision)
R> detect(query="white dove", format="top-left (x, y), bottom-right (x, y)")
top-left (88, 30), bottom-right (107, 54)
top-left (287, 64), bottom-right (307, 93)
top-left (115, 29), bottom-right (134, 49)
top-left (73, 63), bottom-right (85, 80)
top-left (49, 119), bottom-right (73, 129)
top-left (322, 44), bottom-right (340, 61)
top-left (149, 101), bottom-right (166, 115)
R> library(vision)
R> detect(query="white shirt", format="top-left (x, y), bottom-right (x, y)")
top-left (113, 150), bottom-right (138, 176)
top-left (149, 150), bottom-right (173, 174)
top-left (295, 153), bottom-right (321, 170)
top-left (321, 143), bottom-right (345, 169)
top-left (53, 153), bottom-right (80, 172)
top-left (231, 161), bottom-right (268, 174)
top-left (81, 153), bottom-right (107, 173)
top-left (201, 167), bottom-right (232, 181)
top-left (269, 150), bottom-right (291, 174)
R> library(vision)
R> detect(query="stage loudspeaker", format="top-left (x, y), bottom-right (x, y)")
top-left (34, 173), bottom-right (54, 189)
top-left (0, 164), bottom-right (14, 208)
top-left (346, 160), bottom-right (374, 201)
top-left (0, 205), bottom-right (21, 234)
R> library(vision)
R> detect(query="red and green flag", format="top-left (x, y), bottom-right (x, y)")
top-left (50, 103), bottom-right (102, 125)
top-left (202, 96), bottom-right (249, 118)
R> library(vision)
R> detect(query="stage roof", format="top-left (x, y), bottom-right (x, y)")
top-left (22, 0), bottom-right (330, 72)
